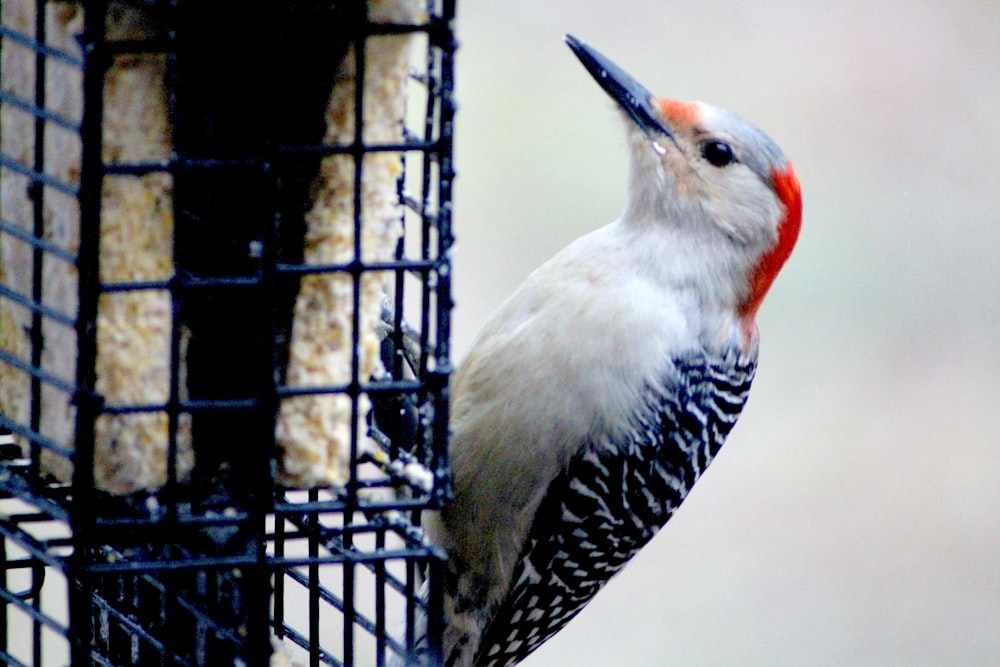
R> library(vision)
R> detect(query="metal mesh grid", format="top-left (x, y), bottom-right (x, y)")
top-left (0, 1), bottom-right (456, 664)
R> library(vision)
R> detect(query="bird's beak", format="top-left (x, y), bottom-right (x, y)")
top-left (565, 35), bottom-right (673, 139)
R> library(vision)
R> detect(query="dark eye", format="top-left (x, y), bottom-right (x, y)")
top-left (700, 140), bottom-right (736, 167)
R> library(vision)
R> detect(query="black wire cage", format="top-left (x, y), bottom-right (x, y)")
top-left (0, 0), bottom-right (456, 665)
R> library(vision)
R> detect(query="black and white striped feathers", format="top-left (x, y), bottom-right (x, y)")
top-left (460, 350), bottom-right (756, 667)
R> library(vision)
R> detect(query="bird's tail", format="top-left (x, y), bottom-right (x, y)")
top-left (386, 578), bottom-right (432, 667)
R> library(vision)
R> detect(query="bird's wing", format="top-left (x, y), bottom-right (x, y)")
top-left (467, 351), bottom-right (757, 667)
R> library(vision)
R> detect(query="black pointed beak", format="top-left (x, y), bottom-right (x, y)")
top-left (565, 35), bottom-right (672, 138)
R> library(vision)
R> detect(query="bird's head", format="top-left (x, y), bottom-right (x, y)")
top-left (566, 35), bottom-right (801, 337)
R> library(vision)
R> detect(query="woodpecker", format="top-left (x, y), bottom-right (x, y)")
top-left (423, 36), bottom-right (802, 667)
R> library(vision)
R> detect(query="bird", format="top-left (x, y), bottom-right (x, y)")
top-left (412, 35), bottom-right (802, 667)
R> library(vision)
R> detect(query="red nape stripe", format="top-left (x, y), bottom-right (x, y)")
top-left (739, 162), bottom-right (802, 324)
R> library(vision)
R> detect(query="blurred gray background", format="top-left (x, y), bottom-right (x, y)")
top-left (450, 2), bottom-right (1000, 665)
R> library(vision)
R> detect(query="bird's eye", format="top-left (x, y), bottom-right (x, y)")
top-left (700, 140), bottom-right (736, 167)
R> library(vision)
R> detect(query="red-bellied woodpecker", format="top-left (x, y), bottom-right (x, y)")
top-left (417, 35), bottom-right (802, 667)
